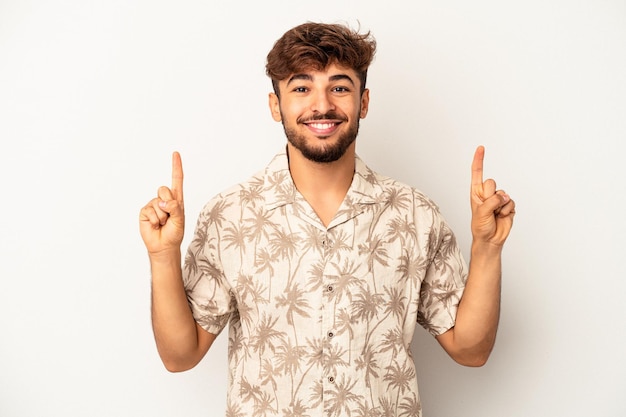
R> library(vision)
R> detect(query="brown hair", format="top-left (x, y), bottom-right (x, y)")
top-left (265, 22), bottom-right (377, 97)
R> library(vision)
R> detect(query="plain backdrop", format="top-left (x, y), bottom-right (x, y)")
top-left (1, 1), bottom-right (625, 416)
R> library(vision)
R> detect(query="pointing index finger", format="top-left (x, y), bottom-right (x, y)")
top-left (471, 145), bottom-right (485, 188)
top-left (171, 151), bottom-right (184, 202)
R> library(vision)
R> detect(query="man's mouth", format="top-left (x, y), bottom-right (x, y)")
top-left (307, 122), bottom-right (339, 130)
top-left (303, 121), bottom-right (341, 136)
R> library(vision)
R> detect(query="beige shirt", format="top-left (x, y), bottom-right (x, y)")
top-left (184, 152), bottom-right (467, 417)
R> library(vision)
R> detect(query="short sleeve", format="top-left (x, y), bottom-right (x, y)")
top-left (417, 213), bottom-right (468, 336)
top-left (182, 203), bottom-right (235, 336)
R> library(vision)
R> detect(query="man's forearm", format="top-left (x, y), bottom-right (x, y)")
top-left (150, 249), bottom-right (203, 371)
top-left (437, 241), bottom-right (503, 366)
top-left (454, 242), bottom-right (503, 359)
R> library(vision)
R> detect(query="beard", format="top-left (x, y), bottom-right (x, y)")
top-left (281, 111), bottom-right (360, 164)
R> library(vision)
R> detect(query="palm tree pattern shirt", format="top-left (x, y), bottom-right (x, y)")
top-left (183, 152), bottom-right (468, 417)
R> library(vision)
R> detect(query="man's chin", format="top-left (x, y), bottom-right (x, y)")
top-left (297, 146), bottom-right (344, 164)
top-left (284, 126), bottom-right (357, 163)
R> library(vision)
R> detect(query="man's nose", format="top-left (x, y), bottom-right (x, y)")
top-left (311, 90), bottom-right (335, 114)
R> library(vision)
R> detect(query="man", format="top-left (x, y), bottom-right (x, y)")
top-left (139, 22), bottom-right (515, 417)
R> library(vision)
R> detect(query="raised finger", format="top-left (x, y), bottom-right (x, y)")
top-left (471, 146), bottom-right (485, 189)
top-left (171, 151), bottom-right (184, 203)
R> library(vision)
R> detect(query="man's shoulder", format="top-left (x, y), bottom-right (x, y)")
top-left (199, 152), bottom-right (287, 211)
top-left (358, 159), bottom-right (430, 196)
top-left (357, 158), bottom-right (441, 213)
top-left (205, 168), bottom-right (266, 206)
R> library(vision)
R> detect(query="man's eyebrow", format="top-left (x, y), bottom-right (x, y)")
top-left (286, 73), bottom-right (356, 86)
top-left (329, 74), bottom-right (355, 86)
top-left (286, 74), bottom-right (313, 85)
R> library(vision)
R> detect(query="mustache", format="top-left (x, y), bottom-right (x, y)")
top-left (297, 111), bottom-right (347, 123)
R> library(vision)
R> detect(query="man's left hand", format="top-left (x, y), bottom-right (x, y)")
top-left (470, 146), bottom-right (516, 247)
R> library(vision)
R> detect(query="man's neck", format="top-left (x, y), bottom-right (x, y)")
top-left (287, 143), bottom-right (355, 227)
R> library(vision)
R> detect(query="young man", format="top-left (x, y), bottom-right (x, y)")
top-left (139, 22), bottom-right (515, 417)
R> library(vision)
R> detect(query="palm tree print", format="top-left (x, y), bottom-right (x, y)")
top-left (238, 273), bottom-right (269, 316)
top-left (324, 375), bottom-right (364, 417)
top-left (244, 205), bottom-right (274, 250)
top-left (282, 399), bottom-right (311, 417)
top-left (239, 184), bottom-right (263, 205)
top-left (253, 391), bottom-right (277, 417)
top-left (326, 228), bottom-right (353, 257)
top-left (305, 260), bottom-right (326, 292)
top-left (183, 153), bottom-right (468, 417)
top-left (275, 339), bottom-right (306, 400)
top-left (386, 215), bottom-right (417, 246)
top-left (254, 247), bottom-right (275, 279)
top-left (385, 187), bottom-right (412, 212)
top-left (274, 282), bottom-right (311, 345)
top-left (334, 308), bottom-right (355, 360)
top-left (384, 360), bottom-right (416, 408)
top-left (398, 392), bottom-right (421, 417)
top-left (323, 343), bottom-right (349, 376)
top-left (357, 233), bottom-right (390, 274)
top-left (353, 400), bottom-right (382, 417)
top-left (226, 398), bottom-right (246, 417)
top-left (250, 313), bottom-right (284, 365)
top-left (223, 221), bottom-right (248, 262)
top-left (378, 327), bottom-right (406, 368)
top-left (355, 343), bottom-right (380, 405)
top-left (204, 199), bottom-right (232, 230)
top-left (327, 259), bottom-right (361, 306)
top-left (352, 285), bottom-right (384, 350)
top-left (259, 358), bottom-right (279, 410)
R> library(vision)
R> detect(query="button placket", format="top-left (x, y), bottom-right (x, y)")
top-left (324, 286), bottom-right (337, 387)
top-left (321, 230), bottom-right (334, 254)
top-left (320, 230), bottom-right (337, 391)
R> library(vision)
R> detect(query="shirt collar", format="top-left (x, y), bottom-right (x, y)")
top-left (263, 152), bottom-right (386, 211)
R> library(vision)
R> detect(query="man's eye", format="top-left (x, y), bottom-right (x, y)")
top-left (293, 87), bottom-right (308, 93)
top-left (332, 86), bottom-right (350, 93)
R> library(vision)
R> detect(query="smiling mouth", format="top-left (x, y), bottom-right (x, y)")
top-left (307, 122), bottom-right (338, 130)
top-left (303, 120), bottom-right (343, 136)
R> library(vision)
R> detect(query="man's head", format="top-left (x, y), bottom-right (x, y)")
top-left (266, 22), bottom-right (377, 98)
top-left (266, 23), bottom-right (377, 164)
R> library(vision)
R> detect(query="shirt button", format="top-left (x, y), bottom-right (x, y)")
top-left (327, 331), bottom-right (334, 338)
top-left (328, 376), bottom-right (335, 383)
top-left (327, 285), bottom-right (334, 292)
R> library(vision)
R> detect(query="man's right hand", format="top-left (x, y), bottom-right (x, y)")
top-left (139, 152), bottom-right (214, 371)
top-left (139, 152), bottom-right (185, 256)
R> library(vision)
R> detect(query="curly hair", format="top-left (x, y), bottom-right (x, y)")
top-left (266, 22), bottom-right (377, 97)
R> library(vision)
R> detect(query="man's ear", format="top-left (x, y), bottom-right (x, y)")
top-left (269, 93), bottom-right (282, 122)
top-left (359, 89), bottom-right (370, 119)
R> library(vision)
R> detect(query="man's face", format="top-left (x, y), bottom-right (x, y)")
top-left (269, 63), bottom-right (369, 163)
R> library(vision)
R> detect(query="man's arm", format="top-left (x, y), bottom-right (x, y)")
top-left (436, 146), bottom-right (516, 367)
top-left (139, 152), bottom-right (216, 372)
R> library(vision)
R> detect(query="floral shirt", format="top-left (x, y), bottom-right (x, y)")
top-left (183, 152), bottom-right (467, 417)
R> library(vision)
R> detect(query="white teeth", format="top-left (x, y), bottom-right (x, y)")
top-left (310, 123), bottom-right (334, 129)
